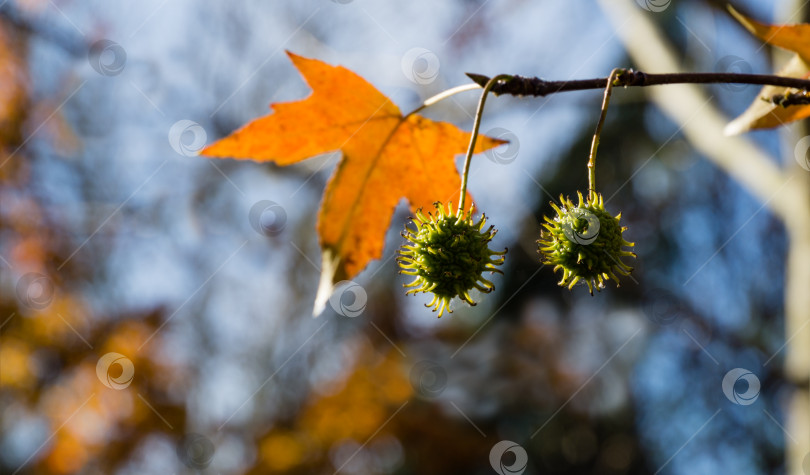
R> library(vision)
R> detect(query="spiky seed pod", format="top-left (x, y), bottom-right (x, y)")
top-left (538, 191), bottom-right (635, 295)
top-left (397, 201), bottom-right (507, 317)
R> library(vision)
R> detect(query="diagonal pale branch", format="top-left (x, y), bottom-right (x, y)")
top-left (595, 0), bottom-right (799, 225)
top-left (597, 2), bottom-right (810, 475)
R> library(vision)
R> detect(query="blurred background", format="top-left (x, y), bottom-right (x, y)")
top-left (0, 0), bottom-right (807, 473)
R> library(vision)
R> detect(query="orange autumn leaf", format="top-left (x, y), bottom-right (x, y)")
top-left (202, 52), bottom-right (505, 314)
top-left (729, 6), bottom-right (810, 60)
top-left (726, 6), bottom-right (810, 134)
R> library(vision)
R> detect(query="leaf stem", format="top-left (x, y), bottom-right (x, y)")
top-left (407, 83), bottom-right (482, 117)
top-left (588, 68), bottom-right (621, 202)
top-left (458, 74), bottom-right (513, 215)
top-left (466, 71), bottom-right (810, 97)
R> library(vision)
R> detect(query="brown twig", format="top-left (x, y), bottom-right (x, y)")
top-left (466, 70), bottom-right (810, 97)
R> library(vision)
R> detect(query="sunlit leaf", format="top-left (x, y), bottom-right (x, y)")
top-left (726, 6), bottom-right (810, 134)
top-left (202, 52), bottom-right (504, 314)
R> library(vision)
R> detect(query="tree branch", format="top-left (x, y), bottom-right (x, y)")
top-left (466, 71), bottom-right (810, 98)
top-left (769, 91), bottom-right (810, 107)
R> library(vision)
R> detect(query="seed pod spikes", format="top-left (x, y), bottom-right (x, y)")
top-left (537, 191), bottom-right (635, 295)
top-left (397, 201), bottom-right (507, 317)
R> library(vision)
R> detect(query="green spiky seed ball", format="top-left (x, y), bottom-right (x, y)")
top-left (397, 202), bottom-right (507, 317)
top-left (538, 191), bottom-right (635, 295)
